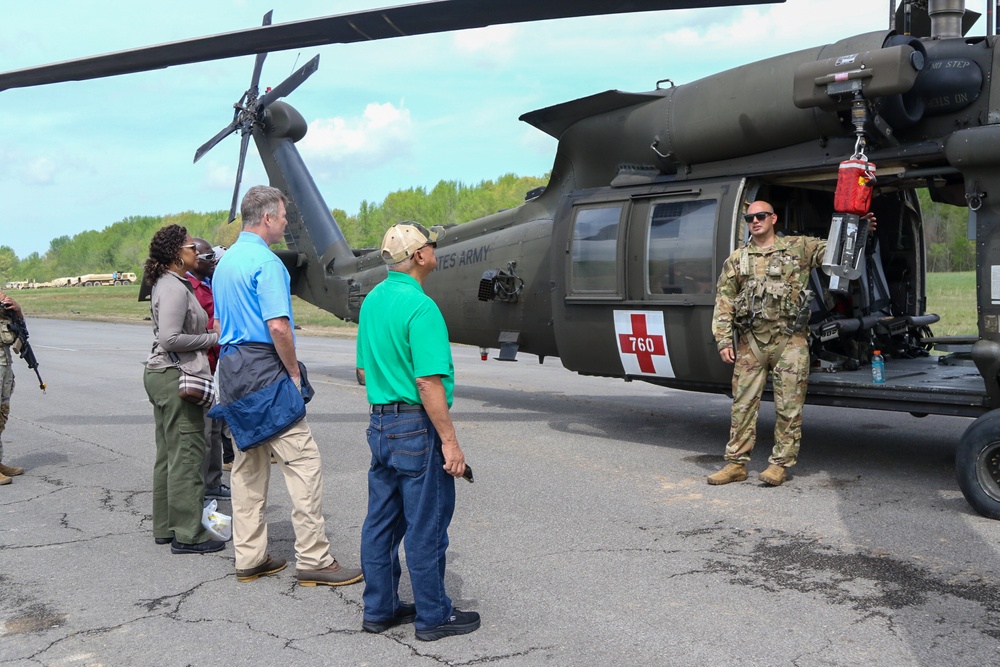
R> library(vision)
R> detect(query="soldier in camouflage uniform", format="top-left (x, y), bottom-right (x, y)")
top-left (709, 201), bottom-right (876, 486)
top-left (0, 290), bottom-right (26, 486)
top-left (709, 201), bottom-right (825, 487)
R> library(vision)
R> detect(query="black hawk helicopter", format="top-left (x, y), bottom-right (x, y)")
top-left (4, 0), bottom-right (1000, 518)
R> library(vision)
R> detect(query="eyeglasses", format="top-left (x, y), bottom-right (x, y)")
top-left (197, 252), bottom-right (217, 262)
top-left (416, 242), bottom-right (437, 253)
top-left (180, 244), bottom-right (197, 250)
top-left (742, 212), bottom-right (774, 223)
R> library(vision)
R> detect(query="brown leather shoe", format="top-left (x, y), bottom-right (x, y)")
top-left (759, 464), bottom-right (788, 486)
top-left (707, 462), bottom-right (747, 485)
top-left (0, 463), bottom-right (24, 477)
top-left (0, 472), bottom-right (11, 486)
top-left (296, 560), bottom-right (363, 587)
top-left (236, 555), bottom-right (287, 582)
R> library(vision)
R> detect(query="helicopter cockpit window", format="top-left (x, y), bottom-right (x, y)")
top-left (646, 199), bottom-right (717, 296)
top-left (570, 205), bottom-right (623, 293)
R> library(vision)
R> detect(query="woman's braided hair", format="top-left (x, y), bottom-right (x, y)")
top-left (143, 224), bottom-right (188, 286)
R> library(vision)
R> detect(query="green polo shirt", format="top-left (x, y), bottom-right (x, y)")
top-left (356, 271), bottom-right (455, 407)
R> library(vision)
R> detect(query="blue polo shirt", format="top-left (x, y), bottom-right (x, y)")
top-left (213, 231), bottom-right (294, 345)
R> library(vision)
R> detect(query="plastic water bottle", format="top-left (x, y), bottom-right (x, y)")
top-left (871, 349), bottom-right (885, 385)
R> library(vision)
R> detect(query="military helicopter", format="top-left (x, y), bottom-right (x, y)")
top-left (4, 0), bottom-right (1000, 519)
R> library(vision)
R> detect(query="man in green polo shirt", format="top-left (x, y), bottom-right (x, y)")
top-left (356, 221), bottom-right (480, 642)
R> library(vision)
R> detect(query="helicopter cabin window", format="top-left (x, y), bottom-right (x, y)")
top-left (646, 199), bottom-right (717, 296)
top-left (570, 205), bottom-right (624, 294)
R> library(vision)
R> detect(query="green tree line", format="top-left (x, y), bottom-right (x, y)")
top-left (0, 173), bottom-right (546, 284)
top-left (917, 189), bottom-right (975, 273)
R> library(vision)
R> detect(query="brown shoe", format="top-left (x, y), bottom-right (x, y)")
top-left (0, 472), bottom-right (11, 486)
top-left (0, 463), bottom-right (24, 477)
top-left (296, 560), bottom-right (363, 587)
top-left (759, 464), bottom-right (788, 486)
top-left (707, 462), bottom-right (747, 485)
top-left (236, 555), bottom-right (287, 582)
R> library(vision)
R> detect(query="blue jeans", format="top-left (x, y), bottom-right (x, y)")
top-left (361, 410), bottom-right (456, 629)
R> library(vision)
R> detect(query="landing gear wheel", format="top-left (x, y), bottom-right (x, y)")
top-left (956, 409), bottom-right (1000, 519)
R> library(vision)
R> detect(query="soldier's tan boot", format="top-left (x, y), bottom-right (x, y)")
top-left (707, 462), bottom-right (747, 485)
top-left (0, 472), bottom-right (11, 486)
top-left (0, 463), bottom-right (24, 477)
top-left (759, 464), bottom-right (787, 486)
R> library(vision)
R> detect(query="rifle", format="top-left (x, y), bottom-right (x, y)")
top-left (4, 308), bottom-right (46, 392)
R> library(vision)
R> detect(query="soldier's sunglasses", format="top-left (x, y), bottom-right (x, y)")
top-left (743, 212), bottom-right (773, 223)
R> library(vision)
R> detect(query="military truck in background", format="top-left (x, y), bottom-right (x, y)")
top-left (5, 272), bottom-right (138, 288)
top-left (71, 272), bottom-right (137, 287)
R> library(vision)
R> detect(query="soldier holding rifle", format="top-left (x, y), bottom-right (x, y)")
top-left (0, 289), bottom-right (38, 486)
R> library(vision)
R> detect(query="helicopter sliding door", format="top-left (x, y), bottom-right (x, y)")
top-left (623, 185), bottom-right (735, 385)
top-left (552, 182), bottom-right (736, 386)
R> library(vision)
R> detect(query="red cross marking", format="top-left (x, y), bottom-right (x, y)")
top-left (618, 313), bottom-right (666, 373)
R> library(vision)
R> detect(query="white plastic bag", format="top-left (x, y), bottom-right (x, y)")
top-left (202, 499), bottom-right (232, 542)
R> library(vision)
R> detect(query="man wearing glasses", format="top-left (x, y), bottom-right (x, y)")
top-left (355, 221), bottom-right (480, 641)
top-left (709, 200), bottom-right (873, 487)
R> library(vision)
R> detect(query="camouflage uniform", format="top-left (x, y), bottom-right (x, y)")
top-left (712, 235), bottom-right (825, 467)
top-left (0, 309), bottom-right (16, 465)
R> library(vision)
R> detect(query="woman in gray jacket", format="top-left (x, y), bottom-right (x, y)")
top-left (142, 224), bottom-right (224, 554)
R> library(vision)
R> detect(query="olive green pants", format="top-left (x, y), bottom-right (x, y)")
top-left (144, 366), bottom-right (211, 544)
top-left (725, 331), bottom-right (810, 467)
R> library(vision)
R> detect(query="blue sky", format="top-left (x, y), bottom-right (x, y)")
top-left (0, 1), bottom-right (955, 258)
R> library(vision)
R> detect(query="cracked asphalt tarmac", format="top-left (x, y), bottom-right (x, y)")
top-left (1, 320), bottom-right (998, 666)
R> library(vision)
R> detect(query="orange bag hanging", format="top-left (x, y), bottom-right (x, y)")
top-left (834, 158), bottom-right (876, 215)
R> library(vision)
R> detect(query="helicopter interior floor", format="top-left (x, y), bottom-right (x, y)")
top-left (801, 351), bottom-right (988, 416)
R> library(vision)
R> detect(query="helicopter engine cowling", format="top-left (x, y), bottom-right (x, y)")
top-left (650, 31), bottom-right (903, 170)
top-left (547, 32), bottom-right (889, 190)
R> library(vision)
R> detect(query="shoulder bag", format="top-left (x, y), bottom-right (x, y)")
top-left (167, 351), bottom-right (215, 407)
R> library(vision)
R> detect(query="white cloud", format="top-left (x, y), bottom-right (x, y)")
top-left (22, 157), bottom-right (56, 185)
top-left (453, 24), bottom-right (517, 61)
top-left (203, 161), bottom-right (235, 190)
top-left (299, 102), bottom-right (414, 173)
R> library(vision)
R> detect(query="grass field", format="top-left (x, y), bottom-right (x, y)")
top-left (5, 272), bottom-right (977, 337)
top-left (926, 271), bottom-right (976, 336)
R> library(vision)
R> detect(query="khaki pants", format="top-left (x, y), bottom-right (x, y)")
top-left (231, 419), bottom-right (334, 571)
top-left (725, 331), bottom-right (810, 467)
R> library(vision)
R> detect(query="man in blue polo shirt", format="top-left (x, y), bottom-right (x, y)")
top-left (356, 221), bottom-right (480, 641)
top-left (212, 184), bottom-right (362, 587)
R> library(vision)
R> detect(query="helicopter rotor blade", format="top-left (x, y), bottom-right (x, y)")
top-left (256, 55), bottom-right (319, 110)
top-left (248, 10), bottom-right (273, 95)
top-left (0, 0), bottom-right (782, 91)
top-left (195, 10), bottom-right (275, 165)
top-left (228, 131), bottom-right (252, 223)
top-left (193, 118), bottom-right (241, 164)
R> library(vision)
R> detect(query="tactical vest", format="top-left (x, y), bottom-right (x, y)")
top-left (732, 242), bottom-right (812, 336)
top-left (0, 310), bottom-right (15, 347)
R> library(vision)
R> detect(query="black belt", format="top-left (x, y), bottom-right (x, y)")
top-left (370, 403), bottom-right (425, 414)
